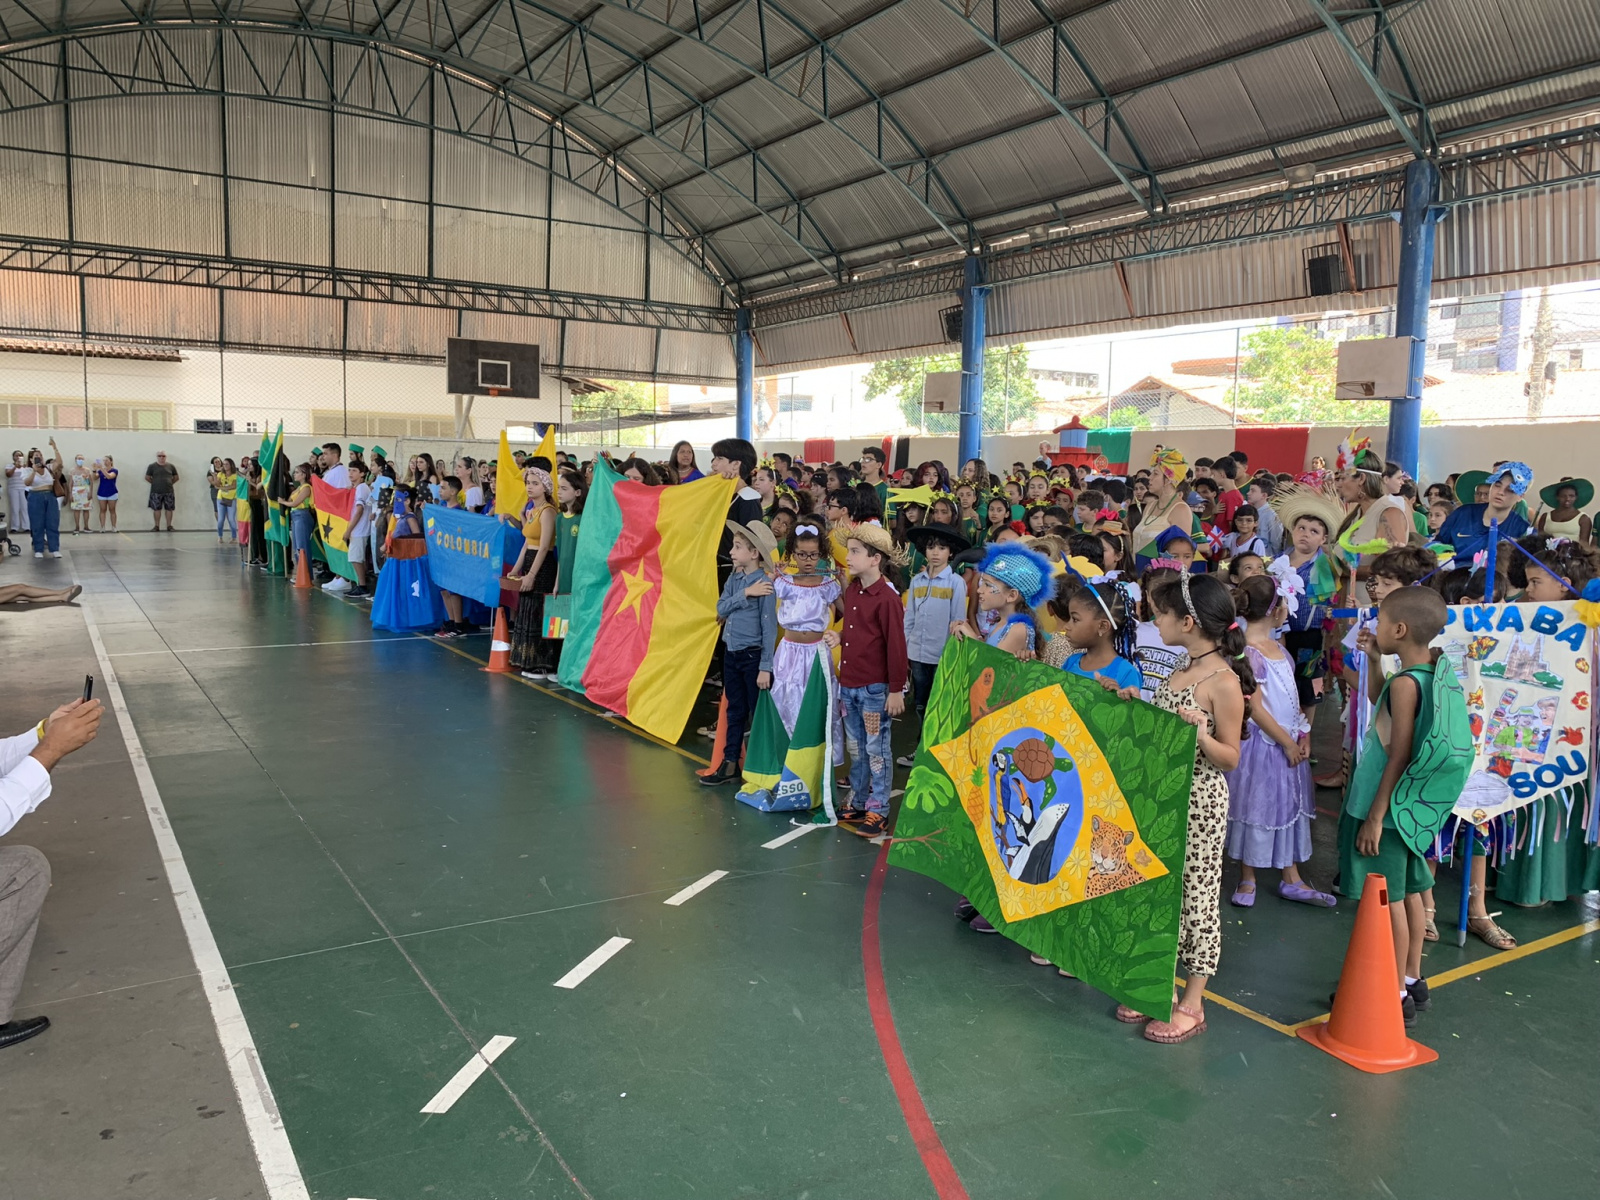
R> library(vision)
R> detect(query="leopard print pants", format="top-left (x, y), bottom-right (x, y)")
top-left (1178, 760), bottom-right (1230, 978)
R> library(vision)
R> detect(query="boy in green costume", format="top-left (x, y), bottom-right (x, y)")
top-left (1340, 586), bottom-right (1471, 1020)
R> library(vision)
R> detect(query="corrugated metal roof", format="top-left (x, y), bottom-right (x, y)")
top-left (3, 0), bottom-right (1599, 375)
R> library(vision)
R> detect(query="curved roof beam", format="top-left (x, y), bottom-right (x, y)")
top-left (1303, 0), bottom-right (1436, 159)
top-left (348, 0), bottom-right (847, 280)
top-left (929, 0), bottom-right (1163, 216)
top-left (2, 5), bottom-right (845, 285)
top-left (0, 22), bottom-right (739, 287)
top-left (583, 0), bottom-right (973, 248)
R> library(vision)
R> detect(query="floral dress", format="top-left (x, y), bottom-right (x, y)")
top-left (1152, 661), bottom-right (1232, 978)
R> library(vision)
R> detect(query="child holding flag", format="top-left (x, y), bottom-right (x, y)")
top-left (701, 521), bottom-right (780, 787)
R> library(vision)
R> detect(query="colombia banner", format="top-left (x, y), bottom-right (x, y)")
top-left (311, 474), bottom-right (356, 582)
top-left (422, 504), bottom-right (523, 608)
top-left (581, 472), bottom-right (735, 741)
top-left (893, 639), bottom-right (1195, 1021)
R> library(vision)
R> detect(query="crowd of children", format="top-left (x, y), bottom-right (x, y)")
top-left (204, 434), bottom-right (1598, 1044)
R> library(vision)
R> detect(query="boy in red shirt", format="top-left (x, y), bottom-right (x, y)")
top-left (822, 523), bottom-right (909, 838)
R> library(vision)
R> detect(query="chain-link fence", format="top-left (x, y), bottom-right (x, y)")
top-left (5, 282), bottom-right (1600, 447)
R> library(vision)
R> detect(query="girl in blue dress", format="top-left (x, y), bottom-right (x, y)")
top-left (370, 486), bottom-right (448, 633)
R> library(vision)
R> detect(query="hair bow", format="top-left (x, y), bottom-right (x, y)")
top-left (1094, 506), bottom-right (1118, 522)
top-left (794, 523), bottom-right (821, 537)
top-left (1546, 536), bottom-right (1570, 551)
top-left (1148, 556), bottom-right (1187, 573)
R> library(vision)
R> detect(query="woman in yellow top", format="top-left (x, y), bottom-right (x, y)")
top-left (285, 463), bottom-right (315, 570)
top-left (505, 466), bottom-right (559, 679)
top-left (215, 459), bottom-right (238, 544)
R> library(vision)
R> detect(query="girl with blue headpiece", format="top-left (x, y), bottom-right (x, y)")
top-left (949, 542), bottom-right (1054, 659)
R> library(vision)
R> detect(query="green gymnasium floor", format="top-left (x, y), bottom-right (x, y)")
top-left (5, 535), bottom-right (1598, 1200)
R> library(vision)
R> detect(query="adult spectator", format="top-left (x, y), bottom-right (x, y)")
top-left (319, 443), bottom-right (349, 488)
top-left (668, 441), bottom-right (704, 484)
top-left (22, 441), bottom-right (62, 557)
top-left (6, 450), bottom-right (31, 535)
top-left (94, 454), bottom-right (120, 534)
top-left (144, 450), bottom-right (179, 531)
top-left (0, 697), bottom-right (104, 1049)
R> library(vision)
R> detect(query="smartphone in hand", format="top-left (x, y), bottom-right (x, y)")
top-left (82, 675), bottom-right (95, 703)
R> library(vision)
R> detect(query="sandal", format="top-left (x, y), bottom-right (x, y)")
top-left (1278, 879), bottom-right (1337, 908)
top-left (1229, 881), bottom-right (1257, 908)
top-left (1144, 1002), bottom-right (1207, 1044)
top-left (1468, 914), bottom-right (1517, 950)
top-left (1423, 905), bottom-right (1439, 943)
top-left (1115, 1004), bottom-right (1153, 1024)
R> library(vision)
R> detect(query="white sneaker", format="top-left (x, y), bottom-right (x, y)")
top-left (895, 753), bottom-right (916, 768)
top-left (323, 577), bottom-right (351, 593)
top-left (34, 551), bottom-right (43, 559)
top-left (49, 551), bottom-right (62, 559)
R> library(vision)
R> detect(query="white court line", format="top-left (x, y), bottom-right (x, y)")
top-left (553, 936), bottom-right (631, 989)
top-left (662, 870), bottom-right (729, 907)
top-left (68, 552), bottom-right (310, 1200)
top-left (108, 637), bottom-right (403, 657)
top-left (762, 824), bottom-right (820, 850)
top-left (419, 1035), bottom-right (517, 1114)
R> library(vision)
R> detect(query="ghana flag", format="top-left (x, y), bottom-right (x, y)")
top-left (735, 655), bottom-right (834, 817)
top-left (311, 474), bottom-right (357, 582)
top-left (892, 639), bottom-right (1195, 1021)
top-left (555, 457), bottom-right (623, 695)
top-left (580, 472), bottom-right (735, 741)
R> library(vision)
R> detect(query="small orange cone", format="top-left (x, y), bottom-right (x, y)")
top-left (1298, 873), bottom-right (1438, 1074)
top-left (292, 549), bottom-right (313, 589)
top-left (695, 695), bottom-right (729, 778)
top-left (483, 607), bottom-right (513, 673)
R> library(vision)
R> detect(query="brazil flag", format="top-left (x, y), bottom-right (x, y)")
top-left (892, 639), bottom-right (1196, 1021)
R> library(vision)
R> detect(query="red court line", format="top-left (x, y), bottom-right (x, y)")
top-left (861, 844), bottom-right (972, 1200)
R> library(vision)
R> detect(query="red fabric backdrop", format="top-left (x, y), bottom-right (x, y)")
top-left (802, 438), bottom-right (836, 465)
top-left (1234, 426), bottom-right (1310, 476)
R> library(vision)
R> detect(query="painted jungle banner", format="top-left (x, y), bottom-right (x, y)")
top-left (891, 639), bottom-right (1197, 1021)
top-left (1436, 600), bottom-right (1594, 823)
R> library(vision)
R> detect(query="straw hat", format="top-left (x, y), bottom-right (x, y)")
top-left (843, 521), bottom-right (909, 567)
top-left (1270, 482), bottom-right (1344, 539)
top-left (725, 519), bottom-right (777, 562)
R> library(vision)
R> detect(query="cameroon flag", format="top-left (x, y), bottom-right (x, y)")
top-left (892, 639), bottom-right (1195, 1021)
top-left (311, 474), bottom-right (357, 582)
top-left (736, 655), bottom-right (834, 817)
top-left (555, 457), bottom-right (623, 695)
top-left (580, 472), bottom-right (736, 741)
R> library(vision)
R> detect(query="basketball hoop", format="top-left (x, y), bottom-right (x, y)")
top-left (488, 386), bottom-right (502, 397)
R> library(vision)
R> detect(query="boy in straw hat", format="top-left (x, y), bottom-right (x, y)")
top-left (701, 520), bottom-right (780, 787)
top-left (822, 523), bottom-right (910, 837)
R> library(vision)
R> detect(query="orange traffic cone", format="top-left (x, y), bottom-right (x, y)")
top-left (1298, 873), bottom-right (1438, 1074)
top-left (292, 549), bottom-right (313, 589)
top-left (695, 695), bottom-right (729, 778)
top-left (483, 607), bottom-right (513, 673)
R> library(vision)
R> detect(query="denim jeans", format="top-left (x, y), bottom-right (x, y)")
top-left (26, 490), bottom-right (59, 553)
top-left (909, 660), bottom-right (938, 716)
top-left (217, 498), bottom-right (236, 539)
top-left (290, 508), bottom-right (314, 565)
top-left (839, 683), bottom-right (892, 812)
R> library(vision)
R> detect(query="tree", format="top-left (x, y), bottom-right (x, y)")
top-left (1526, 286), bottom-right (1554, 420)
top-left (1085, 406), bottom-right (1154, 430)
top-left (1224, 325), bottom-right (1390, 426)
top-left (581, 379), bottom-right (662, 448)
top-left (865, 344), bottom-right (1041, 435)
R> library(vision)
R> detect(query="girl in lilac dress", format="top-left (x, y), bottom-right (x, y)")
top-left (1224, 576), bottom-right (1334, 908)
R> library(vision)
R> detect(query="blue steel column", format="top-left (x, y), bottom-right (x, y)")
top-left (1388, 157), bottom-right (1441, 479)
top-left (958, 255), bottom-right (990, 469)
top-left (735, 307), bottom-right (754, 442)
